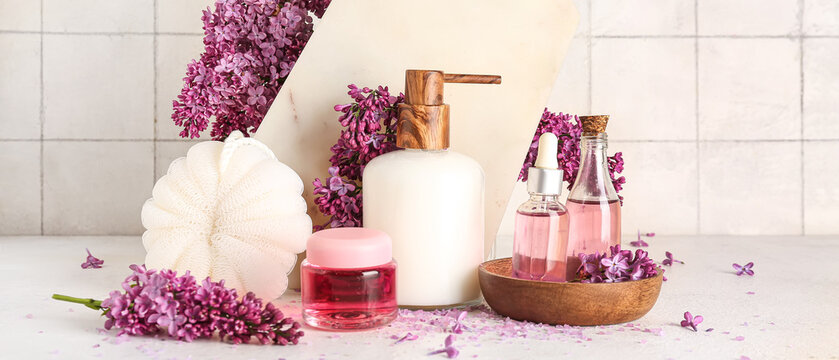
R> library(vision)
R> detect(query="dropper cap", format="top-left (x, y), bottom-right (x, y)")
top-left (527, 133), bottom-right (563, 195)
top-left (534, 132), bottom-right (559, 169)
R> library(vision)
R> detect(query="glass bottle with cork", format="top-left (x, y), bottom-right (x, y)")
top-left (566, 115), bottom-right (621, 280)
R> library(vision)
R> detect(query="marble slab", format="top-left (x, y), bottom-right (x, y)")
top-left (257, 0), bottom-right (579, 263)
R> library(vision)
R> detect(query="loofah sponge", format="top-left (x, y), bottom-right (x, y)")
top-left (141, 131), bottom-right (311, 301)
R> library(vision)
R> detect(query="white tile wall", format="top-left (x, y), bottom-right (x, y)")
top-left (0, 142), bottom-right (41, 235)
top-left (803, 142), bottom-right (839, 234)
top-left (2, 0), bottom-right (839, 236)
top-left (43, 141), bottom-right (153, 235)
top-left (0, 0), bottom-right (41, 32)
top-left (591, 0), bottom-right (695, 36)
top-left (156, 35), bottom-right (205, 140)
top-left (591, 38), bottom-right (696, 141)
top-left (803, 39), bottom-right (839, 140)
top-left (698, 38), bottom-right (800, 140)
top-left (155, 140), bottom-right (199, 179)
top-left (803, 0), bottom-right (839, 35)
top-left (0, 34), bottom-right (41, 139)
top-left (157, 0), bottom-right (213, 34)
top-left (698, 0), bottom-right (799, 36)
top-left (698, 142), bottom-right (802, 235)
top-left (43, 35), bottom-right (154, 140)
top-left (43, 0), bottom-right (154, 33)
top-left (615, 142), bottom-right (699, 235)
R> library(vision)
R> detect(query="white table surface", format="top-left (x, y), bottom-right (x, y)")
top-left (1, 235), bottom-right (836, 359)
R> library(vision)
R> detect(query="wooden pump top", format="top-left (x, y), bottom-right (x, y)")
top-left (397, 70), bottom-right (501, 150)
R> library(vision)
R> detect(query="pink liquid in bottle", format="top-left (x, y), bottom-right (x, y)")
top-left (565, 198), bottom-right (621, 279)
top-left (512, 209), bottom-right (569, 282)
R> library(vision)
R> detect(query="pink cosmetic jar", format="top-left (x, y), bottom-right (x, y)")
top-left (301, 227), bottom-right (397, 330)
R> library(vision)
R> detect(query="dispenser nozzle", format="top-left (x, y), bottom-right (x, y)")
top-left (442, 73), bottom-right (502, 84)
top-left (397, 69), bottom-right (501, 150)
top-left (534, 133), bottom-right (559, 169)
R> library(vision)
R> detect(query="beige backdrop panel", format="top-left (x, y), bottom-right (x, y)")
top-left (256, 0), bottom-right (579, 286)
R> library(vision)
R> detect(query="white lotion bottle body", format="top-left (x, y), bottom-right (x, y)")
top-left (363, 148), bottom-right (485, 307)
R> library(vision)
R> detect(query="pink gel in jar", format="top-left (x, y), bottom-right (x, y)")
top-left (301, 227), bottom-right (397, 330)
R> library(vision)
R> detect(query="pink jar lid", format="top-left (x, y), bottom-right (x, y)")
top-left (306, 228), bottom-right (392, 268)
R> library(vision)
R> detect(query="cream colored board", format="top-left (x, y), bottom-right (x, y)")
top-left (257, 0), bottom-right (579, 265)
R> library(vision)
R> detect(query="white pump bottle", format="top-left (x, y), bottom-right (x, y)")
top-left (363, 70), bottom-right (501, 308)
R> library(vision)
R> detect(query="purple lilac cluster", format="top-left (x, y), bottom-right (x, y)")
top-left (61, 265), bottom-right (303, 345)
top-left (575, 245), bottom-right (660, 283)
top-left (519, 109), bottom-right (626, 196)
top-left (312, 85), bottom-right (403, 230)
top-left (171, 0), bottom-right (330, 140)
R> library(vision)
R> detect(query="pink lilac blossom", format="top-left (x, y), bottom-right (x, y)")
top-left (428, 335), bottom-right (459, 358)
top-left (518, 109), bottom-right (625, 202)
top-left (81, 248), bottom-right (104, 269)
top-left (732, 262), bottom-right (755, 276)
top-left (312, 85), bottom-right (403, 229)
top-left (661, 251), bottom-right (684, 266)
top-left (680, 311), bottom-right (703, 332)
top-left (451, 311), bottom-right (467, 334)
top-left (171, 0), bottom-right (331, 140)
top-left (574, 245), bottom-right (660, 283)
top-left (392, 333), bottom-right (419, 344)
top-left (52, 265), bottom-right (303, 345)
top-left (630, 230), bottom-right (654, 247)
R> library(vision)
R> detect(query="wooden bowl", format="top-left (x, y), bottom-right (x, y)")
top-left (478, 258), bottom-right (663, 326)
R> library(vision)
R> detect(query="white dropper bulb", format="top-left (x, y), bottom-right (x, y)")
top-left (534, 132), bottom-right (559, 169)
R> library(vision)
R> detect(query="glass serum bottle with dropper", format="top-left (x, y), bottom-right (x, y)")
top-left (565, 115), bottom-right (621, 280)
top-left (512, 132), bottom-right (569, 282)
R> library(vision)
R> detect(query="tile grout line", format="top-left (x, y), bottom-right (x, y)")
top-left (694, 0), bottom-right (701, 236)
top-left (5, 29), bottom-right (839, 39)
top-left (39, 0), bottom-right (44, 235)
top-left (799, 0), bottom-right (806, 235)
top-left (0, 30), bottom-right (203, 36)
top-left (153, 0), bottom-right (158, 183)
top-left (3, 138), bottom-right (836, 143)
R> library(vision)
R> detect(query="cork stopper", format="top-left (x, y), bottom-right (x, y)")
top-left (580, 115), bottom-right (609, 136)
top-left (397, 70), bottom-right (501, 150)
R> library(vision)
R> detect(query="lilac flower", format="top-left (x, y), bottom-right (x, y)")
top-left (575, 245), bottom-right (659, 283)
top-left (392, 332), bottom-right (418, 345)
top-left (733, 262), bottom-right (755, 276)
top-left (601, 252), bottom-right (630, 279)
top-left (81, 248), bottom-right (104, 269)
top-left (312, 85), bottom-right (403, 230)
top-left (661, 251), bottom-right (684, 266)
top-left (53, 265), bottom-right (303, 345)
top-left (680, 311), bottom-right (703, 332)
top-left (172, 0), bottom-right (331, 139)
top-left (429, 335), bottom-right (459, 358)
top-left (630, 230), bottom-right (653, 247)
top-left (451, 311), bottom-right (467, 334)
top-left (519, 109), bottom-right (625, 202)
